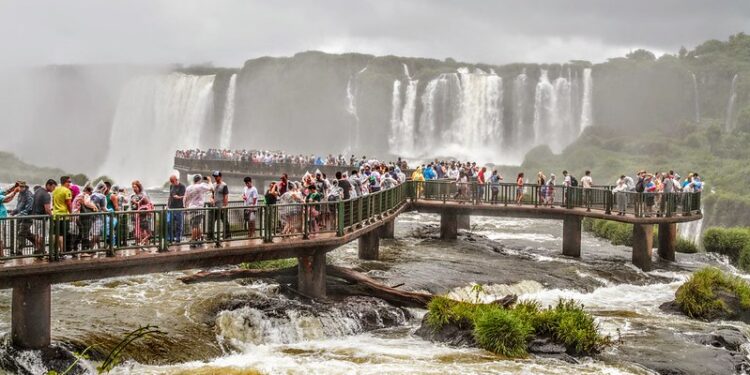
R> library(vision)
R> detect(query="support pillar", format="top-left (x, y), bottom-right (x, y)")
top-left (297, 252), bottom-right (327, 298)
top-left (380, 220), bottom-right (395, 239)
top-left (358, 230), bottom-right (381, 260)
top-left (12, 281), bottom-right (51, 349)
top-left (632, 224), bottom-right (654, 271)
top-left (658, 223), bottom-right (676, 262)
top-left (457, 215), bottom-right (470, 230)
top-left (440, 211), bottom-right (458, 240)
top-left (562, 216), bottom-right (582, 257)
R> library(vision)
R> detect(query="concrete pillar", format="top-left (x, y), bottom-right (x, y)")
top-left (297, 252), bottom-right (327, 298)
top-left (632, 224), bottom-right (654, 271)
top-left (457, 215), bottom-right (471, 230)
top-left (562, 216), bottom-right (582, 257)
top-left (658, 223), bottom-right (677, 262)
top-left (440, 211), bottom-right (458, 240)
top-left (358, 230), bottom-right (380, 260)
top-left (12, 281), bottom-right (51, 349)
top-left (380, 220), bottom-right (395, 239)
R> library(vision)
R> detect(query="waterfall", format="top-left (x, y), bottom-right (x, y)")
top-left (100, 73), bottom-right (216, 187)
top-left (691, 73), bottom-right (700, 123)
top-left (512, 70), bottom-right (528, 146)
top-left (579, 68), bottom-right (593, 133)
top-left (680, 203), bottom-right (704, 245)
top-left (725, 74), bottom-right (739, 131)
top-left (553, 75), bottom-right (573, 150)
top-left (388, 65), bottom-right (418, 155)
top-left (345, 76), bottom-right (358, 152)
top-left (218, 73), bottom-right (237, 149)
top-left (388, 80), bottom-right (403, 154)
top-left (532, 69), bottom-right (555, 147)
top-left (453, 68), bottom-right (503, 151)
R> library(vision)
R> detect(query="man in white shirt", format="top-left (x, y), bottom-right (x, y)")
top-left (581, 170), bottom-right (593, 211)
top-left (242, 176), bottom-right (259, 238)
top-left (184, 174), bottom-right (214, 248)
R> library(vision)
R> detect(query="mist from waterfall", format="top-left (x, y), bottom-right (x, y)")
top-left (388, 80), bottom-right (404, 154)
top-left (388, 65), bottom-right (418, 156)
top-left (100, 73), bottom-right (216, 187)
top-left (690, 73), bottom-right (700, 123)
top-left (219, 73), bottom-right (237, 149)
top-left (725, 74), bottom-right (739, 131)
top-left (532, 70), bottom-right (556, 148)
top-left (579, 68), bottom-right (593, 133)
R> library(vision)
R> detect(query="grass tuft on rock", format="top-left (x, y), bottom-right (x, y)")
top-left (676, 238), bottom-right (699, 253)
top-left (675, 267), bottom-right (750, 319)
top-left (473, 308), bottom-right (534, 358)
top-left (426, 296), bottom-right (608, 357)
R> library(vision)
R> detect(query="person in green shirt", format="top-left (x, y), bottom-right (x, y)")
top-left (51, 176), bottom-right (73, 254)
top-left (305, 185), bottom-right (322, 234)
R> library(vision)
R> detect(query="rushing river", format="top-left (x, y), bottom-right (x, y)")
top-left (0, 211), bottom-right (747, 374)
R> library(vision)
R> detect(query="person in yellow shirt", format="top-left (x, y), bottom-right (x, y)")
top-left (52, 176), bottom-right (73, 254)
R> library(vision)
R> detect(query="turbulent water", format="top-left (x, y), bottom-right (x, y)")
top-left (0, 211), bottom-right (740, 375)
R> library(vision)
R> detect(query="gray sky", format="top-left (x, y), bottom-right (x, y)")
top-left (1, 0), bottom-right (748, 67)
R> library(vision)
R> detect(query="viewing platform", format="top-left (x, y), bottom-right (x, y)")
top-left (0, 180), bottom-right (701, 350)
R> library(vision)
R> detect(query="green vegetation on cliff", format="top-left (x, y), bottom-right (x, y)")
top-left (426, 296), bottom-right (609, 357)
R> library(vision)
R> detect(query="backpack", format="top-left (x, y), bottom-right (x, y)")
top-left (570, 176), bottom-right (578, 187)
top-left (635, 179), bottom-right (645, 193)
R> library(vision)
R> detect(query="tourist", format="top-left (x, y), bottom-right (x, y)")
top-left (581, 170), bottom-right (593, 211)
top-left (29, 179), bottom-right (56, 254)
top-left (349, 170), bottom-right (361, 199)
top-left (545, 174), bottom-right (556, 207)
top-left (305, 184), bottom-right (322, 234)
top-left (381, 172), bottom-right (398, 191)
top-left (613, 176), bottom-right (628, 215)
top-left (515, 173), bottom-right (525, 205)
top-left (455, 170), bottom-right (469, 203)
top-left (242, 177), bottom-right (259, 238)
top-left (52, 176), bottom-right (73, 254)
top-left (336, 171), bottom-right (352, 200)
top-left (476, 166), bottom-right (487, 202)
top-left (75, 184), bottom-right (98, 251)
top-left (209, 171), bottom-right (230, 241)
top-left (265, 182), bottom-right (279, 206)
top-left (537, 171), bottom-right (546, 204)
top-left (90, 182), bottom-right (109, 250)
top-left (489, 170), bottom-right (502, 204)
top-left (0, 183), bottom-right (20, 258)
top-left (10, 181), bottom-right (34, 255)
top-left (130, 180), bottom-right (154, 246)
top-left (279, 174), bottom-right (289, 195)
top-left (167, 175), bottom-right (186, 244)
top-left (184, 174), bottom-right (214, 248)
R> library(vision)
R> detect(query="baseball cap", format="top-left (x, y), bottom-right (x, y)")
top-left (212, 171), bottom-right (221, 177)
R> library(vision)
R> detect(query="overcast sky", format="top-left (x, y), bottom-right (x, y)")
top-left (1, 0), bottom-right (748, 68)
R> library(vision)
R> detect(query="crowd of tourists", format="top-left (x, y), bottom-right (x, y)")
top-left (175, 149), bottom-right (409, 169)
top-left (0, 158), bottom-right (409, 258)
top-left (0, 150), bottom-right (706, 260)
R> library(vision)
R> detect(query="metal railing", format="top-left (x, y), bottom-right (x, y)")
top-left (0, 184), bottom-right (407, 262)
top-left (406, 181), bottom-right (702, 218)
top-left (0, 181), bottom-right (700, 263)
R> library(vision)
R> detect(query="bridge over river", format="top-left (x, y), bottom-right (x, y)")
top-left (0, 180), bottom-right (701, 351)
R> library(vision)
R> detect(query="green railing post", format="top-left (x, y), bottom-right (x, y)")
top-left (158, 207), bottom-right (168, 253)
top-left (303, 204), bottom-right (310, 240)
top-left (108, 211), bottom-right (116, 257)
top-left (337, 201), bottom-right (345, 236)
top-left (605, 191), bottom-right (612, 215)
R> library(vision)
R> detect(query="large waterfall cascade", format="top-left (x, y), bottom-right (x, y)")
top-left (100, 73), bottom-right (216, 187)
top-left (344, 66), bottom-right (368, 154)
top-left (219, 73), bottom-right (238, 149)
top-left (389, 66), bottom-right (593, 163)
top-left (725, 73), bottom-right (739, 131)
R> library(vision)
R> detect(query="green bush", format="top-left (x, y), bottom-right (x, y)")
top-left (474, 308), bottom-right (534, 357)
top-left (585, 219), bottom-right (661, 248)
top-left (675, 267), bottom-right (750, 319)
top-left (425, 297), bottom-right (608, 357)
top-left (676, 238), bottom-right (699, 254)
top-left (738, 243), bottom-right (750, 272)
top-left (702, 227), bottom-right (750, 262)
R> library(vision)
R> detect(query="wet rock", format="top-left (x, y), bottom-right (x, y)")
top-left (0, 344), bottom-right (89, 375)
top-left (661, 289), bottom-right (750, 325)
top-left (414, 314), bottom-right (476, 347)
top-left (527, 337), bottom-right (579, 363)
top-left (607, 328), bottom-right (750, 375)
top-left (691, 327), bottom-right (747, 351)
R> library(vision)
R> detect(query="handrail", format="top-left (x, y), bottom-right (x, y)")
top-left (0, 180), bottom-right (700, 262)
